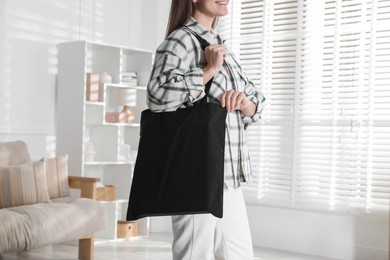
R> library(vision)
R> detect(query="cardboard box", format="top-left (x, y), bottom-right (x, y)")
top-left (105, 112), bottom-right (126, 123)
top-left (86, 73), bottom-right (100, 101)
top-left (117, 221), bottom-right (137, 238)
top-left (96, 185), bottom-right (116, 201)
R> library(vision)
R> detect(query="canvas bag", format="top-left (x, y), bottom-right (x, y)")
top-left (126, 30), bottom-right (227, 220)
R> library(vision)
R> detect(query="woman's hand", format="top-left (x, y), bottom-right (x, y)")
top-left (202, 44), bottom-right (227, 84)
top-left (205, 44), bottom-right (226, 73)
top-left (220, 90), bottom-right (256, 116)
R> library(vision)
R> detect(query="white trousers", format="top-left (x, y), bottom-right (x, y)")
top-left (171, 186), bottom-right (253, 260)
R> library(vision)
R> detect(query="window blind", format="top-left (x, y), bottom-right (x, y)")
top-left (218, 0), bottom-right (390, 213)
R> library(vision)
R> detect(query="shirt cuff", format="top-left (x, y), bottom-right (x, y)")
top-left (241, 96), bottom-right (265, 129)
top-left (184, 68), bottom-right (206, 103)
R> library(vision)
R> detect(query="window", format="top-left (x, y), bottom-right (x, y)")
top-left (219, 0), bottom-right (390, 213)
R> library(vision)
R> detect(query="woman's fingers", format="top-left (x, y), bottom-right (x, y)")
top-left (236, 92), bottom-right (247, 109)
top-left (220, 91), bottom-right (226, 108)
top-left (220, 90), bottom-right (247, 112)
top-left (204, 45), bottom-right (227, 73)
top-left (225, 90), bottom-right (233, 112)
top-left (229, 91), bottom-right (241, 112)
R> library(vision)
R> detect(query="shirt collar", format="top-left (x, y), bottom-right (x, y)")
top-left (185, 17), bottom-right (224, 45)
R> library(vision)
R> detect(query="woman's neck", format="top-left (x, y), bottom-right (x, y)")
top-left (192, 12), bottom-right (215, 31)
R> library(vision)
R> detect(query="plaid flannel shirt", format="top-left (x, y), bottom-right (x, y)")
top-left (147, 17), bottom-right (266, 187)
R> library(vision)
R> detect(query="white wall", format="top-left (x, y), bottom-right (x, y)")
top-left (0, 0), bottom-right (169, 159)
top-left (0, 1), bottom-right (388, 259)
top-left (247, 204), bottom-right (388, 260)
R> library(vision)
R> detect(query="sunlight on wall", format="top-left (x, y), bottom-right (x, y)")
top-left (0, 0), bottom-right (9, 133)
top-left (0, 0), bottom-right (3, 97)
top-left (0, 0), bottom-right (105, 157)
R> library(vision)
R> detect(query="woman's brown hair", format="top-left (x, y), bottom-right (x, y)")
top-left (165, 0), bottom-right (218, 38)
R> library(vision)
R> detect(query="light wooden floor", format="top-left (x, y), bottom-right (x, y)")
top-left (0, 233), bottom-right (336, 260)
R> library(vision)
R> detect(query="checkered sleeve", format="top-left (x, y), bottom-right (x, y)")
top-left (241, 77), bottom-right (266, 129)
top-left (147, 32), bottom-right (205, 112)
top-left (226, 50), bottom-right (266, 129)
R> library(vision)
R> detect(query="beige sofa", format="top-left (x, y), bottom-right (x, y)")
top-left (0, 141), bottom-right (106, 260)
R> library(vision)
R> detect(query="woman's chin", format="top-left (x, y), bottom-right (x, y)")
top-left (217, 9), bottom-right (229, 16)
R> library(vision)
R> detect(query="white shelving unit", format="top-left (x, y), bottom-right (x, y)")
top-left (56, 41), bottom-right (153, 241)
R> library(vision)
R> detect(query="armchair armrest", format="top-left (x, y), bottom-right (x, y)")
top-left (68, 176), bottom-right (101, 199)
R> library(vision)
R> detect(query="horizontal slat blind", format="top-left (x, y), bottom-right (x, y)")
top-left (218, 0), bottom-right (390, 213)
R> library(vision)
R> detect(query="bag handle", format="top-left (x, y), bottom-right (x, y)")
top-left (183, 27), bottom-right (213, 101)
top-left (187, 31), bottom-right (210, 51)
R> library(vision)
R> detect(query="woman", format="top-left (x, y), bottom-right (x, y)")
top-left (147, 0), bottom-right (265, 259)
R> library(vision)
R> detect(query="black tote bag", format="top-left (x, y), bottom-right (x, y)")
top-left (126, 31), bottom-right (227, 221)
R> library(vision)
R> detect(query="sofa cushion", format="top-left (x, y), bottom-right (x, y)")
top-left (0, 198), bottom-right (105, 252)
top-left (0, 209), bottom-right (32, 252)
top-left (0, 161), bottom-right (51, 208)
top-left (43, 155), bottom-right (70, 199)
top-left (0, 141), bottom-right (31, 166)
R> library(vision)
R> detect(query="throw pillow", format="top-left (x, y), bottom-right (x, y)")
top-left (43, 154), bottom-right (70, 199)
top-left (0, 160), bottom-right (51, 208)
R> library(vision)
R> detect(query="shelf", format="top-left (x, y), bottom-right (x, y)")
top-left (85, 101), bottom-right (104, 106)
top-left (85, 123), bottom-right (140, 127)
top-left (57, 40), bottom-right (152, 241)
top-left (98, 199), bottom-right (128, 204)
top-left (106, 83), bottom-right (147, 90)
top-left (103, 122), bottom-right (141, 127)
top-left (84, 161), bottom-right (135, 165)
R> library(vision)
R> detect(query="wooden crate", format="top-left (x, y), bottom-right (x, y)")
top-left (117, 221), bottom-right (137, 238)
top-left (96, 185), bottom-right (116, 201)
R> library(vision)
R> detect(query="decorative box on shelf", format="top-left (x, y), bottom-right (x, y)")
top-left (105, 112), bottom-right (126, 123)
top-left (86, 73), bottom-right (100, 101)
top-left (96, 185), bottom-right (116, 201)
top-left (117, 221), bottom-right (137, 238)
top-left (121, 71), bottom-right (138, 86)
